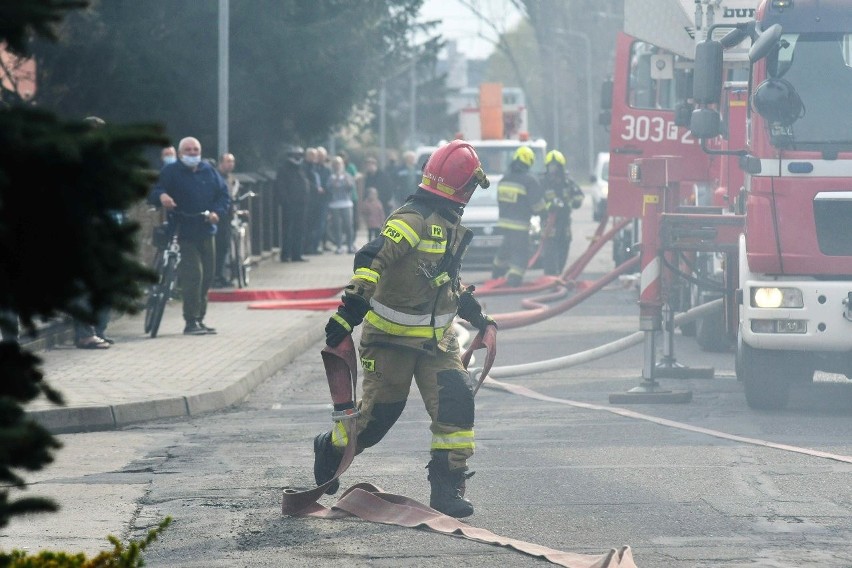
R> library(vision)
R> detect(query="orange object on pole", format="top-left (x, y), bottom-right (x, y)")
top-left (479, 83), bottom-right (504, 140)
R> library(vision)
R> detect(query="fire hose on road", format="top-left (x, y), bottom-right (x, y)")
top-left (282, 334), bottom-right (638, 568)
top-left (280, 217), bottom-right (648, 567)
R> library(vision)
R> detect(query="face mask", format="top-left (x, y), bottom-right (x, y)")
top-left (163, 156), bottom-right (177, 165)
top-left (181, 155), bottom-right (201, 167)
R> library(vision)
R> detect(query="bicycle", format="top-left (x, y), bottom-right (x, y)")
top-left (228, 189), bottom-right (256, 288)
top-left (143, 210), bottom-right (210, 338)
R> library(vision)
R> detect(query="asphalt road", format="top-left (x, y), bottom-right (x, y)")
top-left (7, 199), bottom-right (852, 567)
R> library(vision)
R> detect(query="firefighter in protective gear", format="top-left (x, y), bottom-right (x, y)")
top-left (539, 150), bottom-right (584, 276)
top-left (491, 146), bottom-right (546, 286)
top-left (313, 139), bottom-right (496, 519)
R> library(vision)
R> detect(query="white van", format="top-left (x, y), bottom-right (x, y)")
top-left (589, 152), bottom-right (609, 222)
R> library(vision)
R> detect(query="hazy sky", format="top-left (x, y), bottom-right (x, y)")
top-left (417, 0), bottom-right (523, 60)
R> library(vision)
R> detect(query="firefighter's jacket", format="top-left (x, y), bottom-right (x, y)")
top-left (343, 195), bottom-right (472, 354)
top-left (496, 168), bottom-right (546, 232)
top-left (540, 173), bottom-right (585, 231)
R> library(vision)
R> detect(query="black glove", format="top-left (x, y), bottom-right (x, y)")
top-left (325, 294), bottom-right (370, 347)
top-left (569, 182), bottom-right (585, 209)
top-left (457, 286), bottom-right (497, 332)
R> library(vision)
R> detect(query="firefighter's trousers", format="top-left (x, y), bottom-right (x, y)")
top-left (330, 337), bottom-right (475, 472)
top-left (492, 227), bottom-right (530, 282)
top-left (541, 216), bottom-right (572, 276)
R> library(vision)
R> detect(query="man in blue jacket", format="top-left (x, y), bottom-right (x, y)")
top-left (149, 137), bottom-right (230, 335)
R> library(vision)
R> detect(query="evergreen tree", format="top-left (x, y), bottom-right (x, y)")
top-left (0, 0), bottom-right (167, 528)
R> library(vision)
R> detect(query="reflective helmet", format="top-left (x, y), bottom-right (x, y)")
top-left (419, 139), bottom-right (490, 205)
top-left (513, 146), bottom-right (535, 167)
top-left (84, 116), bottom-right (106, 129)
top-left (545, 150), bottom-right (566, 167)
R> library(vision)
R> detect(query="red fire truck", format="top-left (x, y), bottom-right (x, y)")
top-left (696, 0), bottom-right (852, 409)
top-left (606, 0), bottom-right (852, 409)
top-left (605, 1), bottom-right (755, 348)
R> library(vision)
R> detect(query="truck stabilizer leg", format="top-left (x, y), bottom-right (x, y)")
top-left (654, 304), bottom-right (714, 380)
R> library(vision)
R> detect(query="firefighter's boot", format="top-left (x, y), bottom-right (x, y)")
top-left (426, 452), bottom-right (474, 518)
top-left (505, 272), bottom-right (523, 287)
top-left (313, 431), bottom-right (341, 495)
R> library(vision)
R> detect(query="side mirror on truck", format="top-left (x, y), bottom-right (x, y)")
top-left (749, 23), bottom-right (783, 64)
top-left (690, 40), bottom-right (723, 139)
top-left (689, 108), bottom-right (721, 139)
top-left (692, 40), bottom-right (723, 105)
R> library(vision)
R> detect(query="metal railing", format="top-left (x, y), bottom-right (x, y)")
top-left (132, 169), bottom-right (280, 268)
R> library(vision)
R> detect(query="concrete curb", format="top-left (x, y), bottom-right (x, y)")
top-left (28, 314), bottom-right (327, 434)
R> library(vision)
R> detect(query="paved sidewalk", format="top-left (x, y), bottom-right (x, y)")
top-left (25, 250), bottom-right (355, 433)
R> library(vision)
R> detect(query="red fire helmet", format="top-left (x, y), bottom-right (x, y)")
top-left (418, 139), bottom-right (490, 205)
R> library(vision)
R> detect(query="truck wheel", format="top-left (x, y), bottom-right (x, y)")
top-left (737, 338), bottom-right (791, 410)
top-left (696, 305), bottom-right (729, 352)
top-left (737, 336), bottom-right (812, 410)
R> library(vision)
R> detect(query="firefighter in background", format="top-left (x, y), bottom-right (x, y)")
top-left (539, 150), bottom-right (584, 276)
top-left (313, 139), bottom-right (497, 518)
top-left (491, 146), bottom-right (546, 286)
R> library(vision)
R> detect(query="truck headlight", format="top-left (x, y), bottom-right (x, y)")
top-left (751, 287), bottom-right (804, 308)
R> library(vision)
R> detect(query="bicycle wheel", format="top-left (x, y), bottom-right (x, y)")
top-left (233, 228), bottom-right (252, 288)
top-left (143, 287), bottom-right (157, 334)
top-left (230, 233), bottom-right (244, 289)
top-left (240, 258), bottom-right (250, 287)
top-left (143, 253), bottom-right (166, 333)
top-left (241, 225), bottom-right (252, 287)
top-left (149, 256), bottom-right (177, 338)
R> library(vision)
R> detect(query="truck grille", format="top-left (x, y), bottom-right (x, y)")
top-left (814, 194), bottom-right (852, 256)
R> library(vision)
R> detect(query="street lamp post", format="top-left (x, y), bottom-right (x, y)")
top-left (218, 0), bottom-right (229, 160)
top-left (552, 47), bottom-right (560, 150)
top-left (379, 78), bottom-right (387, 169)
top-left (409, 62), bottom-right (416, 150)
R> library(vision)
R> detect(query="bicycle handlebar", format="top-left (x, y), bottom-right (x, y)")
top-left (169, 210), bottom-right (210, 218)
